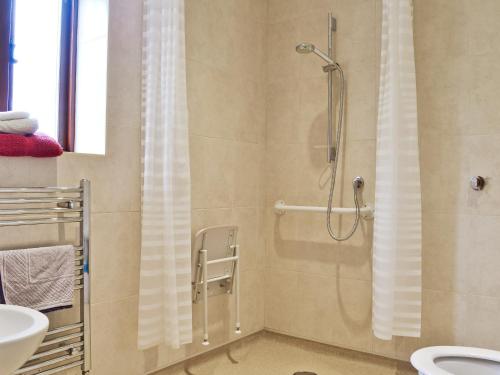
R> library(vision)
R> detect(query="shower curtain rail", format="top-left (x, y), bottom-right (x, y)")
top-left (274, 200), bottom-right (374, 219)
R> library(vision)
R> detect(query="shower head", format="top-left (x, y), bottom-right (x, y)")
top-left (295, 42), bottom-right (334, 65)
top-left (296, 42), bottom-right (315, 54)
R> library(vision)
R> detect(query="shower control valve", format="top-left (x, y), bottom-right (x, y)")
top-left (352, 176), bottom-right (364, 190)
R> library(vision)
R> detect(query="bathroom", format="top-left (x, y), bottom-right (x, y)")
top-left (0, 0), bottom-right (499, 374)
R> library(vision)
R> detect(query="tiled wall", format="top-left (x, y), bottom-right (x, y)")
top-left (0, 0), bottom-right (267, 374)
top-left (264, 0), bottom-right (380, 358)
top-left (56, 1), bottom-right (143, 373)
top-left (77, 0), bottom-right (266, 373)
top-left (3, 0), bottom-right (500, 373)
top-left (404, 0), bottom-right (500, 359)
top-left (265, 0), bottom-right (500, 362)
top-left (153, 0), bottom-right (268, 370)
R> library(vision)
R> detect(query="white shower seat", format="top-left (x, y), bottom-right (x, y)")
top-left (191, 225), bottom-right (241, 346)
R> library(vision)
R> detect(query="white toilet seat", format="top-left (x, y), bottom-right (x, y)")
top-left (411, 346), bottom-right (500, 375)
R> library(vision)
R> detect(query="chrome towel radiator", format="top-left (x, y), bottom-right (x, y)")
top-left (192, 225), bottom-right (241, 346)
top-left (0, 180), bottom-right (91, 375)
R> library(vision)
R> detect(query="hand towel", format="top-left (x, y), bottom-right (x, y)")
top-left (0, 245), bottom-right (75, 311)
top-left (0, 118), bottom-right (38, 135)
top-left (0, 111), bottom-right (29, 121)
top-left (0, 133), bottom-right (63, 157)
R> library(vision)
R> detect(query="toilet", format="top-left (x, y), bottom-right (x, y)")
top-left (411, 346), bottom-right (500, 375)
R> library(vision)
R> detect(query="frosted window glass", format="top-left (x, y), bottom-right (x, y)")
top-left (11, 0), bottom-right (62, 140)
top-left (74, 0), bottom-right (108, 155)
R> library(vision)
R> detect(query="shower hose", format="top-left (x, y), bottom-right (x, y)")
top-left (326, 63), bottom-right (361, 241)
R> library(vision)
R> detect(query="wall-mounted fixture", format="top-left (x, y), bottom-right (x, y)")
top-left (274, 200), bottom-right (374, 220)
top-left (295, 15), bottom-right (369, 241)
top-left (192, 225), bottom-right (241, 346)
top-left (0, 180), bottom-right (91, 374)
top-left (470, 176), bottom-right (486, 191)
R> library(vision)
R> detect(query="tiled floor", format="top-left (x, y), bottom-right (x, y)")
top-left (155, 332), bottom-right (417, 375)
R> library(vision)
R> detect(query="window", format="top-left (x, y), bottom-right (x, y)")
top-left (0, 0), bottom-right (108, 154)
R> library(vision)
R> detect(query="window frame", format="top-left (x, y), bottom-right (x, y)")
top-left (58, 0), bottom-right (78, 152)
top-left (0, 0), bottom-right (79, 152)
top-left (0, 0), bottom-right (14, 112)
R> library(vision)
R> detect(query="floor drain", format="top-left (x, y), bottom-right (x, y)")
top-left (293, 373), bottom-right (317, 375)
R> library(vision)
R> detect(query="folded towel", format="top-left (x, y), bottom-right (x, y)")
top-left (0, 245), bottom-right (75, 311)
top-left (0, 118), bottom-right (38, 135)
top-left (0, 111), bottom-right (29, 121)
top-left (0, 132), bottom-right (63, 157)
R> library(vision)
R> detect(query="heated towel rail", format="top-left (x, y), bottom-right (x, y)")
top-left (0, 180), bottom-right (91, 375)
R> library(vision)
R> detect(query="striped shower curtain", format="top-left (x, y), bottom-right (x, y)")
top-left (138, 0), bottom-right (193, 349)
top-left (372, 0), bottom-right (422, 340)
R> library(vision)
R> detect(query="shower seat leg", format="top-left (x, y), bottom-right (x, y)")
top-left (201, 249), bottom-right (209, 346)
top-left (235, 245), bottom-right (241, 335)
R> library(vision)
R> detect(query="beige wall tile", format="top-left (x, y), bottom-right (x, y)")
top-left (413, 0), bottom-right (468, 59)
top-left (90, 212), bottom-right (141, 304)
top-left (185, 0), bottom-right (233, 72)
top-left (266, 78), bottom-right (302, 144)
top-left (266, 20), bottom-right (301, 83)
top-left (264, 269), bottom-right (300, 332)
top-left (231, 79), bottom-right (266, 144)
top-left (463, 295), bottom-right (500, 351)
top-left (91, 296), bottom-right (143, 375)
top-left (297, 75), bottom-right (330, 146)
top-left (233, 0), bottom-right (268, 23)
top-left (187, 60), bottom-right (237, 140)
top-left (419, 134), bottom-right (445, 213)
top-left (330, 278), bottom-right (373, 352)
top-left (106, 0), bottom-right (143, 130)
top-left (265, 144), bottom-right (301, 205)
top-left (239, 269), bottom-right (266, 334)
top-left (421, 213), bottom-right (473, 294)
top-left (190, 135), bottom-right (235, 209)
top-left (226, 19), bottom-right (267, 84)
top-left (465, 0), bottom-right (500, 57)
top-left (232, 143), bottom-right (261, 208)
top-left (467, 215), bottom-right (500, 297)
top-left (267, 0), bottom-right (300, 24)
top-left (0, 158), bottom-right (57, 187)
top-left (294, 272), bottom-right (336, 343)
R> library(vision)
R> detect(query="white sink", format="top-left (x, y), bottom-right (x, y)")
top-left (0, 305), bottom-right (49, 375)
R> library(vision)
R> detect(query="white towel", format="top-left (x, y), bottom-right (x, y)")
top-left (0, 111), bottom-right (30, 121)
top-left (0, 118), bottom-right (38, 135)
top-left (0, 245), bottom-right (75, 311)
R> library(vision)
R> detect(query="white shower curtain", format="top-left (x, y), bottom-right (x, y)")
top-left (138, 0), bottom-right (192, 349)
top-left (372, 0), bottom-right (422, 340)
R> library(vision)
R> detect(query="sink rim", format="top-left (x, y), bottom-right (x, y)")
top-left (0, 304), bottom-right (49, 346)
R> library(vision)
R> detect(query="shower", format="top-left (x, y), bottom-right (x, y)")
top-left (295, 43), bottom-right (334, 65)
top-left (296, 14), bottom-right (363, 241)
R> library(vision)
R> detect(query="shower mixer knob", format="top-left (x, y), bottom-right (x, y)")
top-left (352, 176), bottom-right (364, 190)
top-left (470, 176), bottom-right (486, 191)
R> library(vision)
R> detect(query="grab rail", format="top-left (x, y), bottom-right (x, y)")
top-left (274, 200), bottom-right (374, 219)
